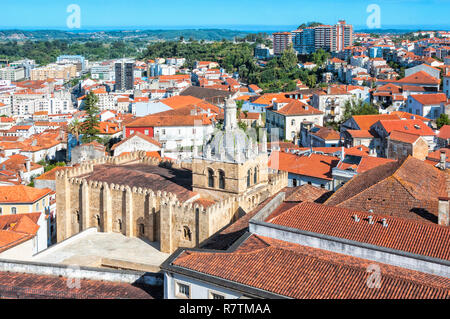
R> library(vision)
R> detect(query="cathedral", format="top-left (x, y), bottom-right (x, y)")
top-left (56, 98), bottom-right (287, 253)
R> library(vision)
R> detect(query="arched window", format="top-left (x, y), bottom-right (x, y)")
top-left (118, 219), bottom-right (122, 231)
top-left (139, 223), bottom-right (145, 235)
top-left (248, 170), bottom-right (252, 187)
top-left (219, 170), bottom-right (225, 189)
top-left (183, 226), bottom-right (192, 241)
top-left (254, 167), bottom-right (258, 184)
top-left (208, 169), bottom-right (214, 188)
top-left (96, 215), bottom-right (101, 226)
top-left (11, 207), bottom-right (16, 215)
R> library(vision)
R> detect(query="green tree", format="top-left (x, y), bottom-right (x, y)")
top-left (342, 99), bottom-right (379, 123)
top-left (68, 118), bottom-right (82, 145)
top-left (280, 45), bottom-right (298, 70)
top-left (81, 92), bottom-right (101, 143)
top-left (437, 113), bottom-right (450, 129)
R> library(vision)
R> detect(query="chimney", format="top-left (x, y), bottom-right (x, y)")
top-left (439, 150), bottom-right (447, 170)
top-left (353, 214), bottom-right (360, 222)
top-left (381, 218), bottom-right (388, 227)
top-left (438, 197), bottom-right (449, 226)
top-left (368, 215), bottom-right (374, 224)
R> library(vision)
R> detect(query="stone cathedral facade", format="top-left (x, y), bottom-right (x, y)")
top-left (56, 98), bottom-right (288, 253)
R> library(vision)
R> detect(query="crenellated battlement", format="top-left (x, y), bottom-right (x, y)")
top-left (56, 145), bottom-right (289, 254)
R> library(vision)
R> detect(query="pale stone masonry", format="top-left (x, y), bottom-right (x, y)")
top-left (56, 98), bottom-right (288, 254)
top-left (56, 152), bottom-right (287, 254)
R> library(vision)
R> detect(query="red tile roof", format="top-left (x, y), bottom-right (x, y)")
top-left (268, 201), bottom-right (450, 261)
top-left (325, 156), bottom-right (448, 224)
top-left (388, 130), bottom-right (422, 144)
top-left (0, 213), bottom-right (41, 253)
top-left (35, 166), bottom-right (67, 181)
top-left (397, 71), bottom-right (440, 85)
top-left (126, 114), bottom-right (211, 128)
top-left (437, 125), bottom-right (450, 140)
top-left (0, 185), bottom-right (52, 203)
top-left (411, 93), bottom-right (447, 105)
top-left (268, 100), bottom-right (323, 116)
top-left (390, 111), bottom-right (430, 122)
top-left (0, 271), bottom-right (155, 298)
top-left (268, 151), bottom-right (339, 180)
top-left (345, 129), bottom-right (375, 138)
top-left (311, 126), bottom-right (340, 140)
top-left (377, 119), bottom-right (435, 136)
top-left (170, 234), bottom-right (450, 299)
top-left (351, 114), bottom-right (400, 130)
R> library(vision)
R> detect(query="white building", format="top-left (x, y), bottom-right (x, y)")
top-left (266, 98), bottom-right (324, 141)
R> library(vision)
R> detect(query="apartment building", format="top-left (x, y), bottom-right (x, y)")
top-left (31, 64), bottom-right (77, 81)
top-left (292, 20), bottom-right (353, 54)
top-left (273, 32), bottom-right (292, 55)
top-left (0, 67), bottom-right (25, 81)
top-left (114, 60), bottom-right (134, 91)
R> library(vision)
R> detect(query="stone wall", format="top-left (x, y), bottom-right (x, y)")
top-left (56, 151), bottom-right (289, 254)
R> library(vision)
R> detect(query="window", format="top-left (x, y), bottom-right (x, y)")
top-left (293, 179), bottom-right (298, 187)
top-left (208, 169), bottom-right (214, 188)
top-left (139, 223), bottom-right (145, 235)
top-left (162, 129), bottom-right (166, 135)
top-left (36, 203), bottom-right (39, 210)
top-left (219, 170), bottom-right (225, 189)
top-left (254, 167), bottom-right (258, 184)
top-left (144, 130), bottom-right (149, 135)
top-left (118, 219), bottom-right (122, 231)
top-left (247, 169), bottom-right (251, 187)
top-left (11, 207), bottom-right (16, 214)
top-left (130, 130), bottom-right (134, 135)
top-left (209, 291), bottom-right (225, 299)
top-left (176, 282), bottom-right (190, 299)
top-left (183, 226), bottom-right (192, 241)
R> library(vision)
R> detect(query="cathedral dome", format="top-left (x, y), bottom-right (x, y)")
top-left (199, 97), bottom-right (265, 163)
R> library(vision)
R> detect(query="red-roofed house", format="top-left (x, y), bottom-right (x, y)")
top-left (266, 99), bottom-right (324, 141)
top-left (0, 212), bottom-right (48, 259)
top-left (332, 152), bottom-right (395, 190)
top-left (406, 93), bottom-right (448, 120)
top-left (111, 131), bottom-right (162, 157)
top-left (437, 125), bottom-right (450, 148)
top-left (371, 119), bottom-right (436, 154)
top-left (387, 130), bottom-right (429, 161)
top-left (268, 151), bottom-right (339, 190)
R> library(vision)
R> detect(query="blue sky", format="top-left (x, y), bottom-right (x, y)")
top-left (2, 0), bottom-right (450, 30)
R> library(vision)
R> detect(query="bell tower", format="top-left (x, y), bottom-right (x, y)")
top-left (191, 98), bottom-right (269, 200)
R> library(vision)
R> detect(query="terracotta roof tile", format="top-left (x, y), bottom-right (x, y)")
top-left (351, 114), bottom-right (400, 130)
top-left (325, 156), bottom-right (448, 224)
top-left (171, 234), bottom-right (450, 299)
top-left (0, 185), bottom-right (52, 203)
top-left (268, 151), bottom-right (339, 180)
